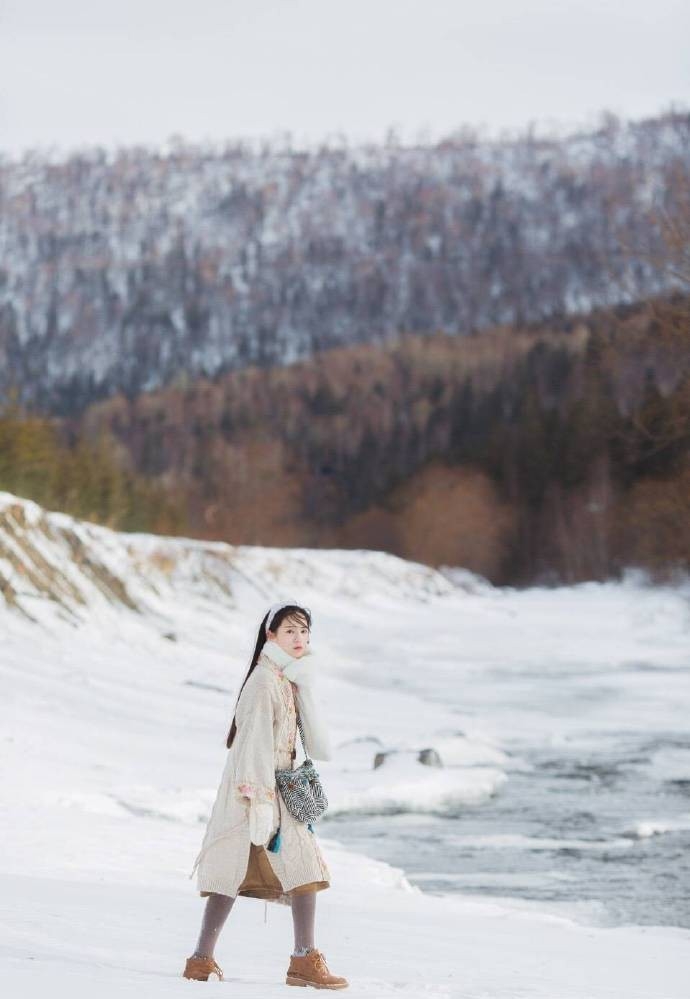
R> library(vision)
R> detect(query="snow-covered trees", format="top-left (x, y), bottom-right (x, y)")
top-left (1, 111), bottom-right (687, 413)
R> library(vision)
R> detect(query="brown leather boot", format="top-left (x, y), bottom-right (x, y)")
top-left (286, 949), bottom-right (348, 989)
top-left (182, 954), bottom-right (224, 981)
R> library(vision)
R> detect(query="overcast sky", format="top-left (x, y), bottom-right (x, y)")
top-left (1, 0), bottom-right (688, 156)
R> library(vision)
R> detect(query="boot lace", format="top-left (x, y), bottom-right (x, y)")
top-left (311, 950), bottom-right (329, 975)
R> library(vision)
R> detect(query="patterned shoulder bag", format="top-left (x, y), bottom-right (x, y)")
top-left (268, 713), bottom-right (328, 852)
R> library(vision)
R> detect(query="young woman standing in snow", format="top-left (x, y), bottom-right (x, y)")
top-left (183, 601), bottom-right (348, 989)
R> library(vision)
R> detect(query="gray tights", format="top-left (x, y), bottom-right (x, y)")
top-left (193, 890), bottom-right (316, 958)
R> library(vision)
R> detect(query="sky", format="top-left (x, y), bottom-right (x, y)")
top-left (0, 0), bottom-right (688, 156)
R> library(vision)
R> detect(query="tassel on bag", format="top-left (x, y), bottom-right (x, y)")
top-left (267, 821), bottom-right (312, 854)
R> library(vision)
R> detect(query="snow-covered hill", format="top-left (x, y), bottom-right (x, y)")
top-left (1, 112), bottom-right (685, 411)
top-left (0, 488), bottom-right (457, 628)
top-left (0, 489), bottom-right (503, 816)
top-left (1, 491), bottom-right (689, 997)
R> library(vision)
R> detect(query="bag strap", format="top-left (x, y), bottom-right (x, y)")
top-left (295, 710), bottom-right (311, 761)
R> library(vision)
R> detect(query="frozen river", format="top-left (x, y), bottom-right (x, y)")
top-left (322, 576), bottom-right (690, 928)
top-left (2, 492), bottom-right (689, 996)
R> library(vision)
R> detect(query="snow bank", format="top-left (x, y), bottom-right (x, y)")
top-left (627, 815), bottom-right (690, 839)
top-left (1, 492), bottom-right (690, 997)
top-left (446, 832), bottom-right (636, 851)
top-left (324, 752), bottom-right (506, 818)
top-left (0, 491), bottom-right (457, 633)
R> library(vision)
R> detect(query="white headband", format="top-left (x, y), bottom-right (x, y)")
top-left (264, 598), bottom-right (304, 635)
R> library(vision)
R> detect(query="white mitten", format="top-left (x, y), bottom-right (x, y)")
top-left (249, 801), bottom-right (274, 846)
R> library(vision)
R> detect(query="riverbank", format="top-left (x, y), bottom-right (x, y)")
top-left (1, 494), bottom-right (689, 995)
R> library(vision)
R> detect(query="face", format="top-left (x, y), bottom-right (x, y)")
top-left (268, 614), bottom-right (311, 657)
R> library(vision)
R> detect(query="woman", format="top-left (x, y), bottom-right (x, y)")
top-left (182, 600), bottom-right (348, 989)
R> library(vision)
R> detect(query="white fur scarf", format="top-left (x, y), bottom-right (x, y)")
top-left (262, 641), bottom-right (332, 761)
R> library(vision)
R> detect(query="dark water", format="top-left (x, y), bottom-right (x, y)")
top-left (322, 730), bottom-right (690, 929)
top-left (321, 704), bottom-right (690, 927)
top-left (321, 585), bottom-right (690, 930)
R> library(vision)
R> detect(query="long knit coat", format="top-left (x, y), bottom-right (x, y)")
top-left (188, 647), bottom-right (331, 904)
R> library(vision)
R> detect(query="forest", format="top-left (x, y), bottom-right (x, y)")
top-left (2, 292), bottom-right (687, 585)
top-left (1, 111), bottom-right (688, 584)
top-left (0, 402), bottom-right (182, 535)
top-left (1, 111), bottom-right (688, 413)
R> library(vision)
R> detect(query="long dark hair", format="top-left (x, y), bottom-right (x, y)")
top-left (225, 603), bottom-right (312, 748)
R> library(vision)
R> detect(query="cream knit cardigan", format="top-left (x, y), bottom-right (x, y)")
top-left (188, 645), bottom-right (331, 900)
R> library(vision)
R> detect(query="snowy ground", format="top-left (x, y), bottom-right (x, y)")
top-left (1, 493), bottom-right (689, 997)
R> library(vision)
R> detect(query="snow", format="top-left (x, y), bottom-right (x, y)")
top-left (326, 751), bottom-right (507, 817)
top-left (1, 492), bottom-right (689, 997)
top-left (629, 816), bottom-right (690, 839)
